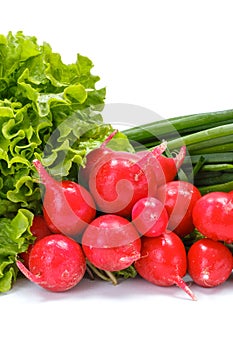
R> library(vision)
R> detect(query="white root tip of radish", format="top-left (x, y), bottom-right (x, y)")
top-left (101, 129), bottom-right (119, 147)
top-left (175, 146), bottom-right (187, 169)
top-left (174, 276), bottom-right (197, 301)
top-left (32, 159), bottom-right (41, 170)
top-left (16, 259), bottom-right (41, 284)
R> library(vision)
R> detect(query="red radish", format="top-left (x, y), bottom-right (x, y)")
top-left (134, 232), bottom-right (197, 301)
top-left (33, 159), bottom-right (96, 237)
top-left (192, 191), bottom-right (233, 243)
top-left (188, 238), bottom-right (233, 287)
top-left (78, 130), bottom-right (118, 188)
top-left (137, 146), bottom-right (186, 186)
top-left (16, 234), bottom-right (86, 292)
top-left (131, 196), bottom-right (168, 237)
top-left (20, 215), bottom-right (53, 268)
top-left (88, 142), bottom-right (167, 217)
top-left (82, 214), bottom-right (141, 271)
top-left (156, 180), bottom-right (202, 237)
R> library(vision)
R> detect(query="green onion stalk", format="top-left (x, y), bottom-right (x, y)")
top-left (123, 109), bottom-right (233, 194)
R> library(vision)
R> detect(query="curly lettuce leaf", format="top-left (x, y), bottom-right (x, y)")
top-left (0, 209), bottom-right (34, 292)
top-left (0, 31), bottom-right (112, 214)
top-left (0, 31), bottom-right (133, 196)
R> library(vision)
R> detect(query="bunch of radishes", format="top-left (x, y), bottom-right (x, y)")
top-left (16, 132), bottom-right (233, 300)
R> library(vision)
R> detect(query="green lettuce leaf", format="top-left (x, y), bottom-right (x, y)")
top-left (0, 209), bottom-right (34, 292)
top-left (0, 30), bottom-right (111, 213)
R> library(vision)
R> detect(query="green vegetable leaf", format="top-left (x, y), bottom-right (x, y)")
top-left (113, 265), bottom-right (137, 280)
top-left (0, 30), bottom-right (113, 213)
top-left (0, 209), bottom-right (34, 292)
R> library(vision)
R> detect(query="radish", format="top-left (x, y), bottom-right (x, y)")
top-left (78, 130), bottom-right (118, 188)
top-left (188, 238), bottom-right (233, 287)
top-left (192, 191), bottom-right (233, 243)
top-left (88, 142), bottom-right (167, 217)
top-left (33, 159), bottom-right (96, 237)
top-left (137, 145), bottom-right (186, 186)
top-left (134, 232), bottom-right (197, 301)
top-left (19, 215), bottom-right (53, 268)
top-left (16, 234), bottom-right (86, 292)
top-left (156, 180), bottom-right (202, 237)
top-left (131, 196), bottom-right (168, 237)
top-left (82, 214), bottom-right (141, 271)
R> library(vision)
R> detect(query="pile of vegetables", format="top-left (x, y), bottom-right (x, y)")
top-left (16, 135), bottom-right (233, 301)
top-left (1, 31), bottom-right (233, 299)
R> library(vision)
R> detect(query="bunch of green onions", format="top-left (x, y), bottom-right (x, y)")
top-left (123, 109), bottom-right (233, 194)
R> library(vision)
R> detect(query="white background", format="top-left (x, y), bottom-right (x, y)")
top-left (1, 1), bottom-right (233, 349)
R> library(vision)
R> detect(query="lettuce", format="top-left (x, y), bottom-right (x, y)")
top-left (0, 209), bottom-right (34, 292)
top-left (0, 31), bottom-right (132, 292)
top-left (0, 31), bottom-right (110, 213)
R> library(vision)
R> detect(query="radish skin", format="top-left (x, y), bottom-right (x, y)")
top-left (78, 130), bottom-right (118, 188)
top-left (17, 234), bottom-right (86, 292)
top-left (134, 233), bottom-right (197, 301)
top-left (88, 142), bottom-right (167, 217)
top-left (33, 159), bottom-right (96, 236)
